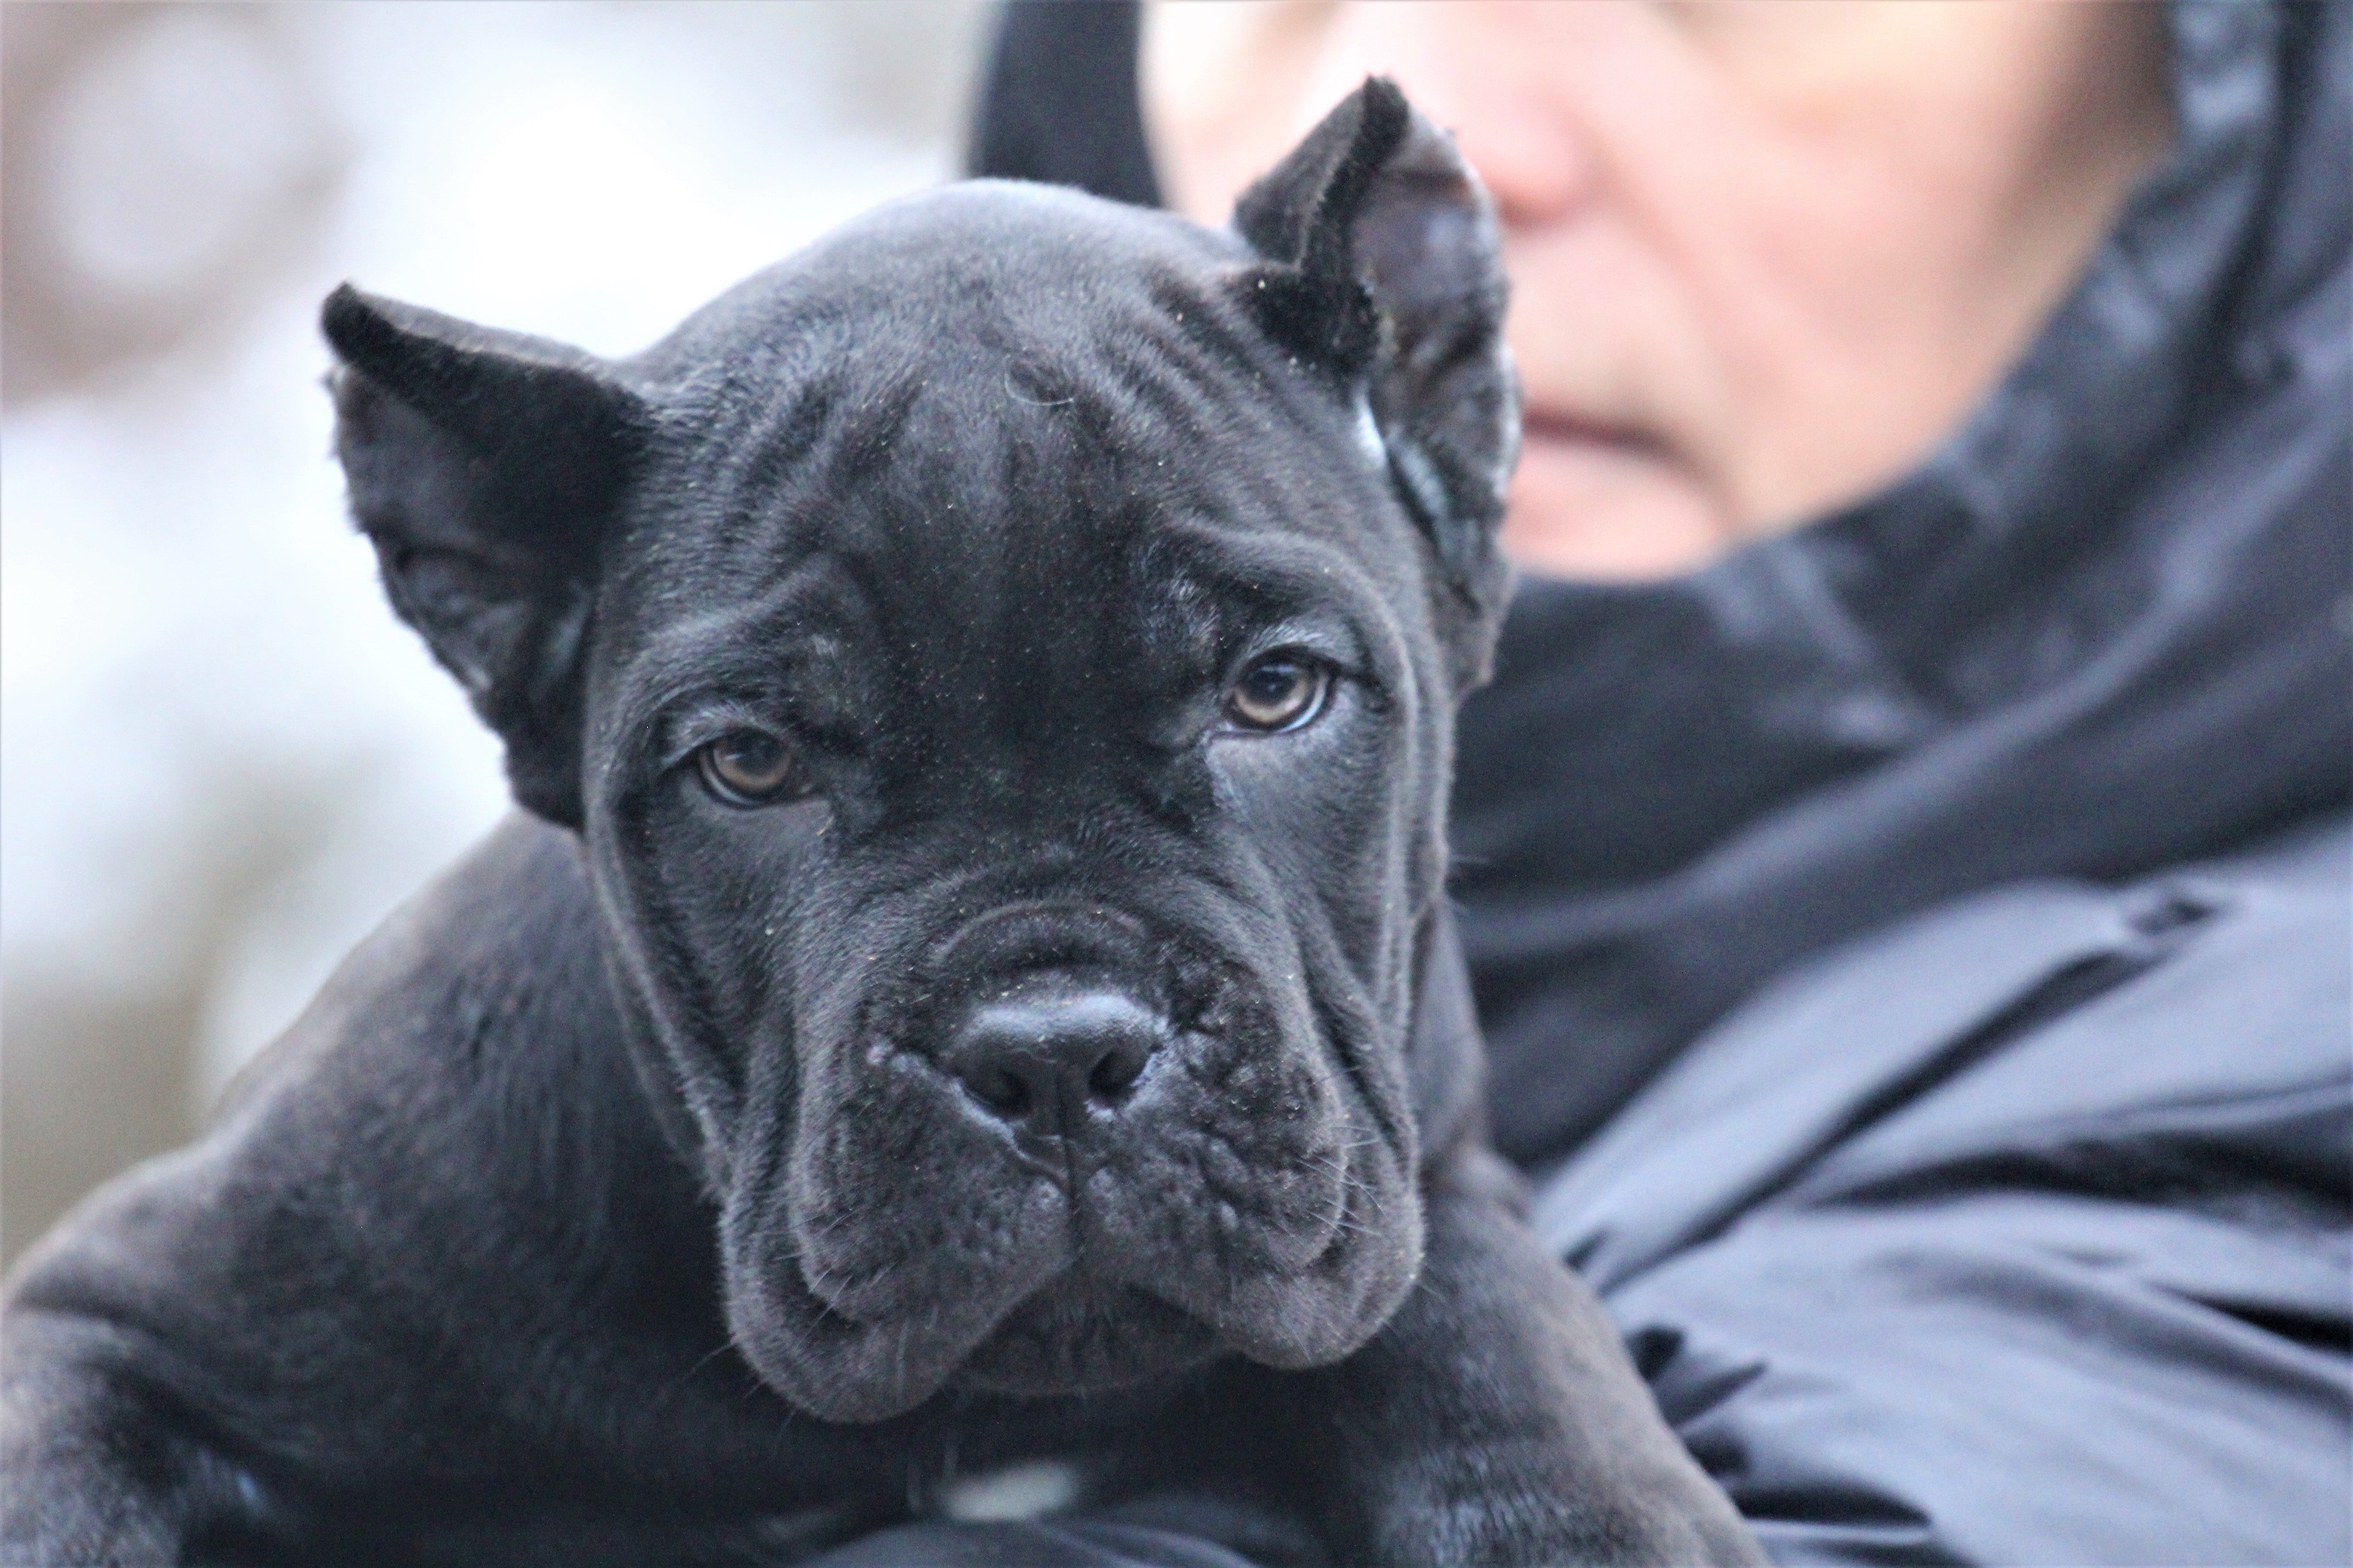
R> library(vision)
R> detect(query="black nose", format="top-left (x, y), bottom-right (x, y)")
top-left (944, 982), bottom-right (1166, 1136)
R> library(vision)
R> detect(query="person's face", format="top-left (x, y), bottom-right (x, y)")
top-left (1144, 1), bottom-right (2171, 578)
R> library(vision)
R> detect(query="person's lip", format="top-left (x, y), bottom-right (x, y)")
top-left (1519, 409), bottom-right (1663, 457)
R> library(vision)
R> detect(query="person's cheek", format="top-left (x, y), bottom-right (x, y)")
top-left (1142, 1), bottom-right (1344, 224)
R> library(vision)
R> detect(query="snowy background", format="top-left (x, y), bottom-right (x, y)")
top-left (2, 1), bottom-right (992, 1265)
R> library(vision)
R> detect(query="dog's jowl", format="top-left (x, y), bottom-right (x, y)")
top-left (1, 82), bottom-right (1761, 1567)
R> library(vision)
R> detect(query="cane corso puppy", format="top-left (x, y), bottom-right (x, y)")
top-left (1, 83), bottom-right (1760, 1566)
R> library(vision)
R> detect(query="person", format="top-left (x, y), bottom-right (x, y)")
top-left (932, 1), bottom-right (2348, 1562)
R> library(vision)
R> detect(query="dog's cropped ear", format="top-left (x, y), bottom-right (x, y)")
top-left (1234, 79), bottom-right (1517, 683)
top-left (322, 284), bottom-right (651, 827)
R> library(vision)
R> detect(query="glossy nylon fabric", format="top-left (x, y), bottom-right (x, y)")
top-left (933, 3), bottom-right (2353, 1563)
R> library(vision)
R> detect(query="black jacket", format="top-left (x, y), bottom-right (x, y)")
top-left (971, 2), bottom-right (2352, 1562)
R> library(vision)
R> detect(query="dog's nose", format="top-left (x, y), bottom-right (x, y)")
top-left (944, 982), bottom-right (1165, 1136)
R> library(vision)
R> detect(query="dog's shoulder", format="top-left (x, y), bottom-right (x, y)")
top-left (215, 812), bottom-right (616, 1121)
top-left (178, 813), bottom-right (637, 1205)
top-left (3, 817), bottom-right (724, 1484)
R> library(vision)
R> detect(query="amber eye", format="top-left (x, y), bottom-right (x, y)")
top-left (697, 729), bottom-right (805, 806)
top-left (1224, 653), bottom-right (1332, 733)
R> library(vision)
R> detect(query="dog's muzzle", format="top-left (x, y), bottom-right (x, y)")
top-left (723, 894), bottom-right (1401, 1420)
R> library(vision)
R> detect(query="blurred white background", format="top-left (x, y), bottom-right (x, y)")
top-left (1, 0), bottom-right (992, 1266)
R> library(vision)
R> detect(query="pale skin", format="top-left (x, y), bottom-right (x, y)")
top-left (1143, 1), bottom-right (2176, 579)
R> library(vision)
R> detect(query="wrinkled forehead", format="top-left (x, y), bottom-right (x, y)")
top-left (605, 381), bottom-right (1401, 732)
top-left (602, 186), bottom-right (1414, 658)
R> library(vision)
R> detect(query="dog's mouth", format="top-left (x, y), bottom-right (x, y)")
top-left (726, 1227), bottom-right (1244, 1423)
top-left (951, 1275), bottom-right (1224, 1398)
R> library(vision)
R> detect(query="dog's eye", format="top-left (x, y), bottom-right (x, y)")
top-left (1224, 654), bottom-right (1332, 733)
top-left (697, 729), bottom-right (805, 806)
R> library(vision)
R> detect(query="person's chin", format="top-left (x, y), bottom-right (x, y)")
top-left (1502, 432), bottom-right (1734, 581)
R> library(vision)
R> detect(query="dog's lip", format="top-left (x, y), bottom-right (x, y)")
top-left (735, 1210), bottom-right (1073, 1422)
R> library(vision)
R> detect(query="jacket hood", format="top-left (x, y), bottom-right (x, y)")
top-left (967, 0), bottom-right (2351, 1164)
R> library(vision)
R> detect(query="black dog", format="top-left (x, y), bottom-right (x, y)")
top-left (2, 83), bottom-right (1760, 1567)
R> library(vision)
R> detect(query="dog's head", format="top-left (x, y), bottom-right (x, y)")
top-left (325, 82), bottom-right (1514, 1422)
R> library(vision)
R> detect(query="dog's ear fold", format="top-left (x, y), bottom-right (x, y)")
top-left (1234, 79), bottom-right (1517, 684)
top-left (322, 284), bottom-right (650, 827)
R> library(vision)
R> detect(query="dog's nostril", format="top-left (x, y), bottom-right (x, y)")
top-left (973, 1068), bottom-right (1032, 1117)
top-left (1087, 1041), bottom-right (1147, 1098)
top-left (946, 983), bottom-right (1167, 1133)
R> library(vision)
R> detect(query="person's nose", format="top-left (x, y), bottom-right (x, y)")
top-left (1452, 99), bottom-right (1597, 230)
top-left (1319, 1), bottom-right (1599, 230)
